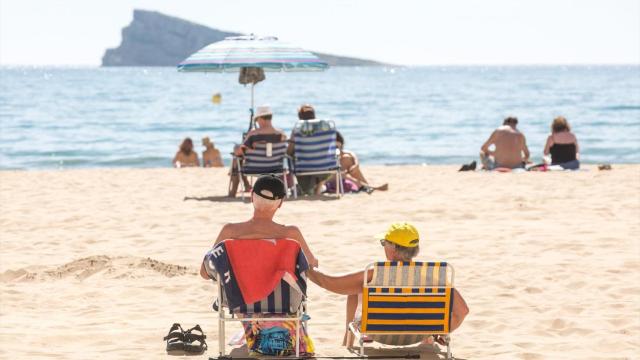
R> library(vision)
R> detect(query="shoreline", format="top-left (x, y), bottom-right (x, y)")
top-left (0, 162), bottom-right (637, 173)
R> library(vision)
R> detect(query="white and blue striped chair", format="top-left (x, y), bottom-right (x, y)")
top-left (290, 119), bottom-right (342, 198)
top-left (235, 141), bottom-right (289, 199)
top-left (203, 238), bottom-right (310, 357)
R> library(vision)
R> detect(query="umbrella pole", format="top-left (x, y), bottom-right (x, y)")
top-left (248, 83), bottom-right (255, 131)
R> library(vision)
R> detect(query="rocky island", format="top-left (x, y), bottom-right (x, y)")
top-left (102, 10), bottom-right (386, 67)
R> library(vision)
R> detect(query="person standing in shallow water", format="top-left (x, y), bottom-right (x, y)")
top-left (543, 116), bottom-right (580, 170)
top-left (173, 137), bottom-right (200, 168)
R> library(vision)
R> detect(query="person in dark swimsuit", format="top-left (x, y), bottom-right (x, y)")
top-left (543, 116), bottom-right (580, 170)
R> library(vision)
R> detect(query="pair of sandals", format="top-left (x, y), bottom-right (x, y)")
top-left (164, 323), bottom-right (207, 354)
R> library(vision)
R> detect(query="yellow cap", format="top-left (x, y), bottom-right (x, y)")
top-left (377, 222), bottom-right (420, 248)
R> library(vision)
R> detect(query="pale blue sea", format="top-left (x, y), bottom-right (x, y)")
top-left (1, 66), bottom-right (639, 170)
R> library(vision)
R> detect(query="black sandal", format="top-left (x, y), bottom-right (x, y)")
top-left (163, 323), bottom-right (185, 353)
top-left (183, 324), bottom-right (208, 354)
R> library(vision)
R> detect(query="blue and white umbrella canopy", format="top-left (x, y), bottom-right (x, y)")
top-left (177, 35), bottom-right (329, 72)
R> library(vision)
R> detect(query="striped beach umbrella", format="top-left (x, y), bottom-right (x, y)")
top-left (177, 35), bottom-right (328, 73)
top-left (177, 35), bottom-right (329, 130)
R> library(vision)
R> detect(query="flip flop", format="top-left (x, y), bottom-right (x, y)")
top-left (163, 323), bottom-right (185, 353)
top-left (183, 324), bottom-right (208, 354)
top-left (433, 335), bottom-right (448, 346)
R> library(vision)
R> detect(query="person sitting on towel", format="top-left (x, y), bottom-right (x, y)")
top-left (543, 116), bottom-right (580, 170)
top-left (479, 116), bottom-right (530, 170)
top-left (306, 222), bottom-right (468, 347)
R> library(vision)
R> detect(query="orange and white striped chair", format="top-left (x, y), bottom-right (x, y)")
top-left (349, 261), bottom-right (455, 359)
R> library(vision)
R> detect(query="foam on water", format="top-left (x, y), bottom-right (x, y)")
top-left (1, 66), bottom-right (639, 169)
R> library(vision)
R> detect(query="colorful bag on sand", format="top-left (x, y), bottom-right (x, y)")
top-left (243, 316), bottom-right (315, 356)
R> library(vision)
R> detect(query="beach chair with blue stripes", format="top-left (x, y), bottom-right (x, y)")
top-left (202, 238), bottom-right (310, 357)
top-left (290, 119), bottom-right (342, 198)
top-left (235, 140), bottom-right (289, 199)
top-left (349, 261), bottom-right (455, 359)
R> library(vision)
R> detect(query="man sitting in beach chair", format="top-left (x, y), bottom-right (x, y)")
top-left (200, 175), bottom-right (320, 356)
top-left (228, 105), bottom-right (288, 197)
top-left (307, 222), bottom-right (469, 359)
top-left (287, 104), bottom-right (341, 197)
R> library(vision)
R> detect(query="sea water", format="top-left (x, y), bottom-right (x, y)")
top-left (0, 66), bottom-right (638, 170)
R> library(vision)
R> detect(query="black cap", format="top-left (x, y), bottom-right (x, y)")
top-left (252, 175), bottom-right (286, 200)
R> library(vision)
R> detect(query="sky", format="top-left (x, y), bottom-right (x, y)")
top-left (0, 0), bottom-right (639, 66)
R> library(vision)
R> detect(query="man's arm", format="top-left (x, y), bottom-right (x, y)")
top-left (287, 226), bottom-right (318, 268)
top-left (480, 131), bottom-right (496, 155)
top-left (521, 134), bottom-right (530, 162)
top-left (286, 131), bottom-right (295, 155)
top-left (307, 268), bottom-right (373, 295)
top-left (450, 288), bottom-right (469, 332)
top-left (199, 224), bottom-right (234, 280)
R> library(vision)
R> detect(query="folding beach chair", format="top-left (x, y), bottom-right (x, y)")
top-left (349, 261), bottom-right (455, 359)
top-left (202, 238), bottom-right (310, 358)
top-left (233, 140), bottom-right (289, 199)
top-left (289, 119), bottom-right (342, 198)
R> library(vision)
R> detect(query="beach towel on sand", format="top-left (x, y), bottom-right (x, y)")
top-left (205, 238), bottom-right (308, 310)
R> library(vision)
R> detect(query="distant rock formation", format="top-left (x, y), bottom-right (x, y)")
top-left (102, 10), bottom-right (386, 67)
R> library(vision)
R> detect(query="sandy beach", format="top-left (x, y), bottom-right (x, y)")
top-left (1, 165), bottom-right (639, 359)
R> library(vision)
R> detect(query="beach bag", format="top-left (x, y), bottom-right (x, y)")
top-left (242, 315), bottom-right (315, 356)
top-left (239, 67), bottom-right (265, 85)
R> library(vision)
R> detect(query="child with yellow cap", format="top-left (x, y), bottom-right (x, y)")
top-left (307, 222), bottom-right (469, 347)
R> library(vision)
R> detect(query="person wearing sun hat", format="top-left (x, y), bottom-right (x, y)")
top-left (306, 222), bottom-right (469, 347)
top-left (228, 105), bottom-right (288, 197)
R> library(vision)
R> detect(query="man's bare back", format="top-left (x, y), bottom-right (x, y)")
top-left (481, 125), bottom-right (530, 169)
top-left (213, 219), bottom-right (318, 268)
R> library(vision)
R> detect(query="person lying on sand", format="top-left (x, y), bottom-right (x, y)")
top-left (307, 222), bottom-right (468, 347)
top-left (200, 174), bottom-right (318, 274)
top-left (480, 116), bottom-right (530, 170)
top-left (326, 131), bottom-right (388, 194)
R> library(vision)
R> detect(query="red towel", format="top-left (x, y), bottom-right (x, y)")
top-left (224, 238), bottom-right (301, 305)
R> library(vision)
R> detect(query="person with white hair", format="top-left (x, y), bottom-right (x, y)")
top-left (200, 175), bottom-right (319, 275)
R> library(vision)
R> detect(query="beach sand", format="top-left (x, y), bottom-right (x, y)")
top-left (1, 165), bottom-right (639, 359)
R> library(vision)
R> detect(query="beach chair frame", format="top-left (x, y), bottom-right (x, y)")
top-left (216, 280), bottom-right (308, 358)
top-left (207, 238), bottom-right (310, 358)
top-left (289, 119), bottom-right (343, 198)
top-left (231, 140), bottom-right (290, 200)
top-left (349, 261), bottom-right (455, 359)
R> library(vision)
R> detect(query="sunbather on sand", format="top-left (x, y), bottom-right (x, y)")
top-left (201, 136), bottom-right (223, 168)
top-left (307, 222), bottom-right (468, 346)
top-left (480, 116), bottom-right (530, 170)
top-left (173, 137), bottom-right (200, 168)
top-left (326, 131), bottom-right (388, 194)
top-left (200, 175), bottom-right (319, 277)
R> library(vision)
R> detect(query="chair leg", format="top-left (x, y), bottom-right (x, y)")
top-left (295, 318), bottom-right (300, 357)
top-left (218, 284), bottom-right (225, 356)
top-left (446, 335), bottom-right (452, 360)
top-left (359, 337), bottom-right (364, 356)
top-left (282, 172), bottom-right (289, 198)
top-left (293, 174), bottom-right (299, 199)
